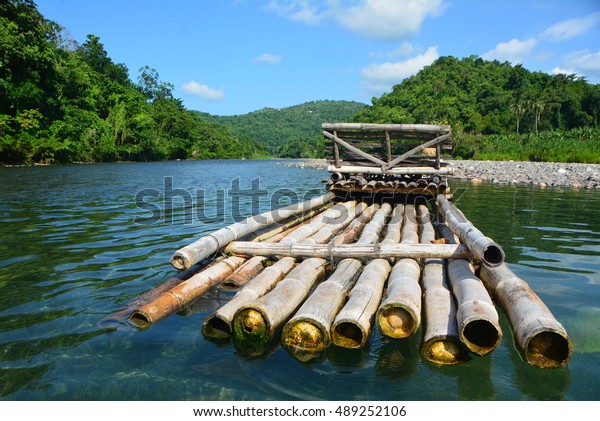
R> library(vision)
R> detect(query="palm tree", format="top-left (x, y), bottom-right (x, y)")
top-left (510, 99), bottom-right (527, 133)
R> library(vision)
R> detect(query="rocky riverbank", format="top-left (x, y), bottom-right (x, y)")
top-left (281, 159), bottom-right (600, 189)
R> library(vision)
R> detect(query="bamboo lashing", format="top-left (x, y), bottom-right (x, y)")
top-left (479, 263), bottom-right (573, 368)
top-left (376, 204), bottom-right (421, 339)
top-left (170, 192), bottom-right (334, 270)
top-left (438, 221), bottom-right (502, 356)
top-left (281, 204), bottom-right (390, 359)
top-left (419, 208), bottom-right (467, 365)
top-left (436, 194), bottom-right (504, 267)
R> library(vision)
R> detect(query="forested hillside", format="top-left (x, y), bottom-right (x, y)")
top-left (355, 55), bottom-right (599, 134)
top-left (0, 0), bottom-right (264, 164)
top-left (199, 100), bottom-right (366, 158)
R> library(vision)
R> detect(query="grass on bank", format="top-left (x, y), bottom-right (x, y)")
top-left (452, 127), bottom-right (600, 163)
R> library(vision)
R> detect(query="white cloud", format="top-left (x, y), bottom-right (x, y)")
top-left (334, 0), bottom-right (445, 40)
top-left (268, 0), bottom-right (446, 40)
top-left (267, 0), bottom-right (325, 24)
top-left (181, 81), bottom-right (224, 100)
top-left (253, 53), bottom-right (282, 64)
top-left (551, 66), bottom-right (577, 76)
top-left (562, 49), bottom-right (600, 80)
top-left (361, 46), bottom-right (439, 94)
top-left (481, 38), bottom-right (537, 64)
top-left (540, 12), bottom-right (600, 41)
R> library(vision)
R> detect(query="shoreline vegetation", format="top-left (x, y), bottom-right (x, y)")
top-left (1, 1), bottom-right (599, 167)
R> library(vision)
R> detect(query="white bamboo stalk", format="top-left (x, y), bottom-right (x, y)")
top-left (418, 208), bottom-right (467, 365)
top-left (479, 263), bottom-right (573, 368)
top-left (170, 192), bottom-right (334, 270)
top-left (438, 222), bottom-right (502, 356)
top-left (224, 241), bottom-right (470, 259)
top-left (436, 194), bottom-right (504, 267)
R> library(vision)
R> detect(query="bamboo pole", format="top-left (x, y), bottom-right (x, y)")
top-left (419, 209), bottom-right (467, 365)
top-left (479, 263), bottom-right (573, 368)
top-left (436, 194), bottom-right (504, 267)
top-left (278, 200), bottom-right (357, 245)
top-left (331, 258), bottom-right (392, 348)
top-left (281, 258), bottom-right (363, 360)
top-left (382, 133), bottom-right (452, 171)
top-left (202, 257), bottom-right (296, 339)
top-left (376, 204), bottom-right (421, 338)
top-left (99, 260), bottom-right (213, 330)
top-left (224, 241), bottom-right (470, 260)
top-left (170, 192), bottom-right (334, 270)
top-left (438, 222), bottom-right (502, 356)
top-left (203, 202), bottom-right (363, 339)
top-left (129, 256), bottom-right (247, 329)
top-left (232, 258), bottom-right (329, 343)
top-left (326, 166), bottom-right (454, 176)
top-left (229, 202), bottom-right (367, 345)
top-left (280, 203), bottom-right (389, 358)
top-left (220, 256), bottom-right (267, 290)
top-left (331, 203), bottom-right (380, 244)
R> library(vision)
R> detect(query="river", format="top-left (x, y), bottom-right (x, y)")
top-left (0, 160), bottom-right (599, 400)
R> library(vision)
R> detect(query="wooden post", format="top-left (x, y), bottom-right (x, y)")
top-left (439, 222), bottom-right (502, 356)
top-left (479, 263), bottom-right (573, 368)
top-left (129, 256), bottom-right (247, 329)
top-left (437, 194), bottom-right (505, 267)
top-left (419, 209), bottom-right (467, 365)
top-left (170, 192), bottom-right (334, 270)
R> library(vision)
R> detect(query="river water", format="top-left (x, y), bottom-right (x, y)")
top-left (0, 160), bottom-right (599, 400)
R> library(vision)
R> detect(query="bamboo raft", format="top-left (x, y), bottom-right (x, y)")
top-left (106, 123), bottom-right (573, 368)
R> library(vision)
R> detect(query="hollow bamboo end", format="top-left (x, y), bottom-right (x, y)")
top-left (378, 307), bottom-right (418, 339)
top-left (202, 314), bottom-right (232, 339)
top-left (170, 253), bottom-right (189, 271)
top-left (332, 321), bottom-right (365, 349)
top-left (233, 308), bottom-right (269, 342)
top-left (461, 319), bottom-right (502, 356)
top-left (525, 331), bottom-right (573, 368)
top-left (282, 321), bottom-right (327, 362)
top-left (482, 244), bottom-right (505, 267)
top-left (128, 311), bottom-right (153, 329)
top-left (421, 338), bottom-right (467, 365)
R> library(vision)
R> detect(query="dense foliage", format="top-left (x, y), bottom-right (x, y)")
top-left (0, 0), bottom-right (265, 164)
top-left (355, 55), bottom-right (599, 134)
top-left (354, 56), bottom-right (600, 162)
top-left (199, 100), bottom-right (366, 158)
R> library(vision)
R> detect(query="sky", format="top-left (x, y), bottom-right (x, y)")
top-left (36, 0), bottom-right (600, 116)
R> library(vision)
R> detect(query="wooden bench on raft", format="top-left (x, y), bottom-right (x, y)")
top-left (322, 123), bottom-right (453, 196)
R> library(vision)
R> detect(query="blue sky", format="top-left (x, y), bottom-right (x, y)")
top-left (37, 0), bottom-right (600, 116)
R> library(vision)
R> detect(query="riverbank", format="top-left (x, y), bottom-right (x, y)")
top-left (281, 159), bottom-right (600, 189)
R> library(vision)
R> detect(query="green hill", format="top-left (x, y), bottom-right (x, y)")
top-left (355, 55), bottom-right (599, 135)
top-left (198, 100), bottom-right (366, 158)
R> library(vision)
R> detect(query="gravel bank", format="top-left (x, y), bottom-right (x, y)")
top-left (281, 159), bottom-right (600, 189)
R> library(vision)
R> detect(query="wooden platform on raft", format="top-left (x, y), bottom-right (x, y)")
top-left (323, 123), bottom-right (452, 196)
top-left (104, 123), bottom-right (572, 369)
